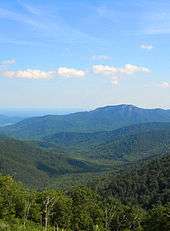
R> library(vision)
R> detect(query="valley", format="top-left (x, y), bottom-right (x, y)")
top-left (0, 105), bottom-right (169, 230)
top-left (0, 105), bottom-right (170, 188)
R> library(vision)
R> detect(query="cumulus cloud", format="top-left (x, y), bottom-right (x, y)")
top-left (93, 64), bottom-right (150, 86)
top-left (93, 65), bottom-right (117, 75)
top-left (140, 44), bottom-right (153, 50)
top-left (93, 64), bottom-right (150, 75)
top-left (57, 67), bottom-right (85, 78)
top-left (1, 69), bottom-right (52, 79)
top-left (120, 64), bottom-right (150, 74)
top-left (159, 81), bottom-right (170, 88)
top-left (92, 55), bottom-right (111, 61)
top-left (0, 67), bottom-right (86, 79)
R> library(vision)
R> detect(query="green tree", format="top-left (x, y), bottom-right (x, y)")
top-left (143, 204), bottom-right (170, 231)
top-left (103, 198), bottom-right (144, 231)
top-left (70, 186), bottom-right (104, 231)
top-left (37, 190), bottom-right (72, 230)
top-left (0, 176), bottom-right (29, 220)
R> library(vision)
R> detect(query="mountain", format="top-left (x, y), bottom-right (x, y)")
top-left (41, 122), bottom-right (170, 161)
top-left (1, 122), bottom-right (169, 189)
top-left (0, 115), bottom-right (24, 127)
top-left (1, 104), bottom-right (170, 139)
top-left (88, 122), bottom-right (170, 161)
top-left (0, 122), bottom-right (169, 189)
top-left (0, 136), bottom-right (108, 188)
top-left (42, 122), bottom-right (170, 148)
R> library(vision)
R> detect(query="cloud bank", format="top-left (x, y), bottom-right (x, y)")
top-left (0, 61), bottom-right (150, 87)
top-left (1, 69), bottom-right (52, 79)
top-left (93, 64), bottom-right (150, 86)
top-left (93, 64), bottom-right (150, 75)
top-left (0, 67), bottom-right (86, 79)
top-left (57, 67), bottom-right (85, 78)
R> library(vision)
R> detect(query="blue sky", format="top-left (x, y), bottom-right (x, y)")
top-left (0, 0), bottom-right (170, 109)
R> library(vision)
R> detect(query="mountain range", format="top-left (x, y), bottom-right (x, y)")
top-left (0, 104), bottom-right (170, 188)
top-left (0, 115), bottom-right (23, 127)
top-left (1, 104), bottom-right (170, 139)
top-left (1, 121), bottom-right (169, 188)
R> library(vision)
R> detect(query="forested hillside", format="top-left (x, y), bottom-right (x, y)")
top-left (41, 122), bottom-right (170, 161)
top-left (0, 136), bottom-right (107, 188)
top-left (42, 122), bottom-right (170, 147)
top-left (0, 107), bottom-right (169, 230)
top-left (96, 154), bottom-right (170, 208)
top-left (0, 154), bottom-right (169, 231)
top-left (0, 122), bottom-right (170, 188)
top-left (1, 105), bottom-right (170, 139)
top-left (39, 123), bottom-right (170, 167)
top-left (87, 123), bottom-right (170, 160)
top-left (0, 106), bottom-right (169, 230)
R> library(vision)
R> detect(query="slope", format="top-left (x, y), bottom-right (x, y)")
top-left (86, 123), bottom-right (170, 160)
top-left (0, 136), bottom-right (108, 188)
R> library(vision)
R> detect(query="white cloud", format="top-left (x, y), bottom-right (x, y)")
top-left (140, 44), bottom-right (153, 50)
top-left (93, 64), bottom-right (150, 75)
top-left (0, 59), bottom-right (16, 66)
top-left (0, 67), bottom-right (86, 79)
top-left (57, 67), bottom-right (85, 78)
top-left (92, 55), bottom-right (111, 61)
top-left (159, 82), bottom-right (170, 88)
top-left (0, 62), bottom-right (150, 85)
top-left (120, 64), bottom-right (150, 74)
top-left (93, 65), bottom-right (118, 75)
top-left (0, 69), bottom-right (52, 79)
top-left (93, 64), bottom-right (150, 87)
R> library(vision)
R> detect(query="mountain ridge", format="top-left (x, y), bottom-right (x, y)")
top-left (42, 122), bottom-right (170, 148)
top-left (0, 136), bottom-right (108, 188)
top-left (41, 122), bottom-right (170, 161)
top-left (1, 104), bottom-right (170, 139)
top-left (0, 114), bottom-right (24, 127)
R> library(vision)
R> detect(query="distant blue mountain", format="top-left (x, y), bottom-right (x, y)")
top-left (1, 104), bottom-right (170, 139)
top-left (0, 115), bottom-right (24, 127)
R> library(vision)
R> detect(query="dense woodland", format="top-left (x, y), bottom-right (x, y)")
top-left (0, 122), bottom-right (170, 189)
top-left (0, 154), bottom-right (169, 230)
top-left (0, 105), bottom-right (169, 230)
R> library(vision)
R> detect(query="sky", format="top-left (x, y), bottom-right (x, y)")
top-left (0, 0), bottom-right (170, 109)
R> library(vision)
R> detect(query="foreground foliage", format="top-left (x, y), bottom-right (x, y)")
top-left (97, 155), bottom-right (170, 209)
top-left (0, 172), bottom-right (169, 231)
